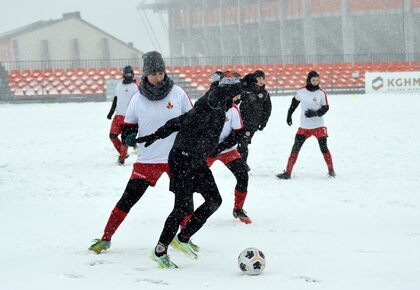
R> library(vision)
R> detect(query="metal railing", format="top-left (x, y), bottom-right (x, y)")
top-left (1, 53), bottom-right (419, 71)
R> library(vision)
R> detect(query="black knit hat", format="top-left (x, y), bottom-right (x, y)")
top-left (142, 51), bottom-right (166, 76)
top-left (254, 70), bottom-right (265, 79)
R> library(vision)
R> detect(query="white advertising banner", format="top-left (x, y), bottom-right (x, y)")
top-left (365, 71), bottom-right (420, 94)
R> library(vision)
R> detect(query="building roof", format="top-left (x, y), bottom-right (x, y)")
top-left (0, 12), bottom-right (142, 54)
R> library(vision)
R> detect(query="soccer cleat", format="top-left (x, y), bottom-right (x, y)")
top-left (117, 154), bottom-right (129, 165)
top-left (187, 239), bottom-right (200, 252)
top-left (328, 171), bottom-right (336, 177)
top-left (276, 171), bottom-right (291, 179)
top-left (88, 238), bottom-right (111, 254)
top-left (170, 236), bottom-right (198, 260)
top-left (233, 209), bottom-right (253, 224)
top-left (150, 251), bottom-right (178, 269)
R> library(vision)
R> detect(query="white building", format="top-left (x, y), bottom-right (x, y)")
top-left (0, 12), bottom-right (142, 61)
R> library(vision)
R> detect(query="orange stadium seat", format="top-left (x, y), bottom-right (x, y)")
top-left (8, 59), bottom-right (414, 98)
top-left (87, 68), bottom-right (97, 76)
top-left (214, 64), bottom-right (223, 71)
top-left (65, 68), bottom-right (74, 77)
top-left (54, 69), bottom-right (64, 77)
top-left (193, 65), bottom-right (203, 73)
top-left (98, 68), bottom-right (108, 76)
top-left (203, 65), bottom-right (213, 74)
top-left (224, 64), bottom-right (233, 71)
top-left (109, 67), bottom-right (119, 76)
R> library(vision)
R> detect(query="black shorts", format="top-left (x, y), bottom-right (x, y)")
top-left (169, 148), bottom-right (216, 194)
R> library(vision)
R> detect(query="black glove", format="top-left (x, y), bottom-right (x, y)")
top-left (208, 147), bottom-right (220, 158)
top-left (286, 114), bottom-right (292, 126)
top-left (136, 134), bottom-right (159, 147)
top-left (305, 109), bottom-right (318, 118)
top-left (258, 123), bottom-right (266, 131)
top-left (121, 124), bottom-right (138, 147)
top-left (107, 113), bottom-right (112, 120)
top-left (123, 133), bottom-right (137, 147)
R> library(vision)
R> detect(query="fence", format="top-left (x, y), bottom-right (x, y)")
top-left (2, 53), bottom-right (420, 71)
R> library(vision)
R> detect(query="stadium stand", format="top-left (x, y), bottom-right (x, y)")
top-left (3, 60), bottom-right (419, 100)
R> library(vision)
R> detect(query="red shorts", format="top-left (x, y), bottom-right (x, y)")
top-left (110, 115), bottom-right (125, 136)
top-left (130, 163), bottom-right (170, 186)
top-left (297, 127), bottom-right (328, 139)
top-left (207, 149), bottom-right (242, 167)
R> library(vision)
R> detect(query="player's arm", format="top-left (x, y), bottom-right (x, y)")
top-left (259, 92), bottom-right (272, 130)
top-left (287, 97), bottom-right (300, 126)
top-left (305, 105), bottom-right (329, 118)
top-left (107, 96), bottom-right (117, 119)
top-left (210, 129), bottom-right (244, 157)
top-left (121, 94), bottom-right (139, 146)
top-left (136, 111), bottom-right (190, 147)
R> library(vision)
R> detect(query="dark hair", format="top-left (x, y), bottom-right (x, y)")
top-left (306, 71), bottom-right (320, 91)
top-left (254, 70), bottom-right (265, 79)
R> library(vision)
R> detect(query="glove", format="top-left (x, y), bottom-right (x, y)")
top-left (258, 123), bottom-right (266, 131)
top-left (208, 146), bottom-right (222, 158)
top-left (107, 114), bottom-right (112, 120)
top-left (305, 109), bottom-right (318, 118)
top-left (123, 133), bottom-right (137, 147)
top-left (136, 133), bottom-right (159, 147)
top-left (286, 114), bottom-right (292, 126)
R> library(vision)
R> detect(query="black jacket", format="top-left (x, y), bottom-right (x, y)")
top-left (238, 84), bottom-right (272, 131)
top-left (140, 83), bottom-right (243, 161)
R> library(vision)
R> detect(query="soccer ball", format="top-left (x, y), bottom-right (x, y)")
top-left (238, 248), bottom-right (266, 275)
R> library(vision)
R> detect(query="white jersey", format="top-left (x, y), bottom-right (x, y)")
top-left (219, 104), bottom-right (243, 154)
top-left (295, 87), bottom-right (329, 129)
top-left (124, 85), bottom-right (193, 163)
top-left (114, 82), bottom-right (139, 116)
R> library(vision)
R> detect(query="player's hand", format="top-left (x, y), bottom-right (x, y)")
top-left (286, 115), bottom-right (292, 126)
top-left (208, 147), bottom-right (221, 157)
top-left (136, 134), bottom-right (159, 147)
top-left (305, 109), bottom-right (318, 118)
top-left (107, 114), bottom-right (112, 120)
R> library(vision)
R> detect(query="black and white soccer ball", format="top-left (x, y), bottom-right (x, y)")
top-left (238, 247), bottom-right (266, 275)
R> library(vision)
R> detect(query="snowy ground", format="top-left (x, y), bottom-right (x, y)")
top-left (1, 93), bottom-right (419, 290)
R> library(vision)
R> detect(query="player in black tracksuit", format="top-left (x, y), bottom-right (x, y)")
top-left (136, 71), bottom-right (247, 267)
top-left (236, 70), bottom-right (272, 170)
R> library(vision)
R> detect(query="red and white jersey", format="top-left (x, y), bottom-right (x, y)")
top-left (295, 88), bottom-right (329, 129)
top-left (124, 85), bottom-right (193, 163)
top-left (114, 82), bottom-right (139, 116)
top-left (219, 104), bottom-right (243, 154)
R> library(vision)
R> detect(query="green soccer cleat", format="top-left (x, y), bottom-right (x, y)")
top-left (150, 251), bottom-right (178, 269)
top-left (188, 239), bottom-right (200, 252)
top-left (170, 236), bottom-right (198, 260)
top-left (88, 238), bottom-right (111, 254)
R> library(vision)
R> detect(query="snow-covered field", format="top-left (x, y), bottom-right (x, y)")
top-left (1, 93), bottom-right (419, 290)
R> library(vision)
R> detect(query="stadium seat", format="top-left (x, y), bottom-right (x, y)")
top-left (54, 69), bottom-right (65, 77)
